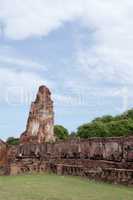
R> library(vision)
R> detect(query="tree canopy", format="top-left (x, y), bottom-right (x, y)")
top-left (6, 137), bottom-right (19, 145)
top-left (77, 109), bottom-right (133, 138)
top-left (54, 125), bottom-right (69, 140)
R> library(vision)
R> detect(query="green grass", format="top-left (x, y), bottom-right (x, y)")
top-left (0, 173), bottom-right (133, 200)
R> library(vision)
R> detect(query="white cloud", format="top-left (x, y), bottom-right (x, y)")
top-left (0, 55), bottom-right (46, 72)
top-left (73, 0), bottom-right (133, 90)
top-left (0, 0), bottom-right (133, 98)
top-left (0, 67), bottom-right (49, 104)
top-left (76, 46), bottom-right (133, 86)
top-left (0, 46), bottom-right (49, 105)
top-left (0, 0), bottom-right (132, 40)
top-left (0, 0), bottom-right (83, 40)
top-left (0, 44), bottom-right (50, 104)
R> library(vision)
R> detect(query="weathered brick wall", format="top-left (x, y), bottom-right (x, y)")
top-left (17, 137), bottom-right (131, 162)
top-left (8, 136), bottom-right (133, 185)
top-left (14, 136), bottom-right (133, 164)
top-left (0, 140), bottom-right (8, 175)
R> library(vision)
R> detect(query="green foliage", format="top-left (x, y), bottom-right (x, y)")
top-left (77, 122), bottom-right (109, 138)
top-left (121, 109), bottom-right (133, 120)
top-left (92, 115), bottom-right (114, 123)
top-left (54, 125), bottom-right (69, 140)
top-left (69, 131), bottom-right (77, 139)
top-left (107, 119), bottom-right (133, 137)
top-left (6, 137), bottom-right (19, 145)
top-left (77, 109), bottom-right (133, 138)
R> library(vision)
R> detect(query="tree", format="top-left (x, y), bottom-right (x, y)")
top-left (76, 109), bottom-right (133, 138)
top-left (107, 119), bottom-right (133, 137)
top-left (77, 121), bottom-right (109, 138)
top-left (6, 137), bottom-right (19, 145)
top-left (54, 125), bottom-right (69, 140)
top-left (92, 115), bottom-right (113, 123)
top-left (121, 109), bottom-right (133, 120)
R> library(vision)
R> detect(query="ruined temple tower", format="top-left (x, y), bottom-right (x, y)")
top-left (20, 85), bottom-right (55, 143)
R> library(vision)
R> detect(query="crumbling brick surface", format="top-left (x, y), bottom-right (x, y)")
top-left (20, 86), bottom-right (55, 143)
top-left (0, 140), bottom-right (8, 175)
top-left (9, 136), bottom-right (133, 185)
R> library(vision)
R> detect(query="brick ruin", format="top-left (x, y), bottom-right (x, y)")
top-left (20, 85), bottom-right (55, 143)
top-left (0, 85), bottom-right (133, 185)
top-left (0, 140), bottom-right (8, 175)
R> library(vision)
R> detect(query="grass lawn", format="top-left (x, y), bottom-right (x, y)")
top-left (0, 173), bottom-right (133, 200)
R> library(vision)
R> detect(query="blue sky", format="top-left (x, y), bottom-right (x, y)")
top-left (0, 0), bottom-right (133, 140)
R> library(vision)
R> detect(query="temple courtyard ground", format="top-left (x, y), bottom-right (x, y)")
top-left (0, 173), bottom-right (133, 200)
